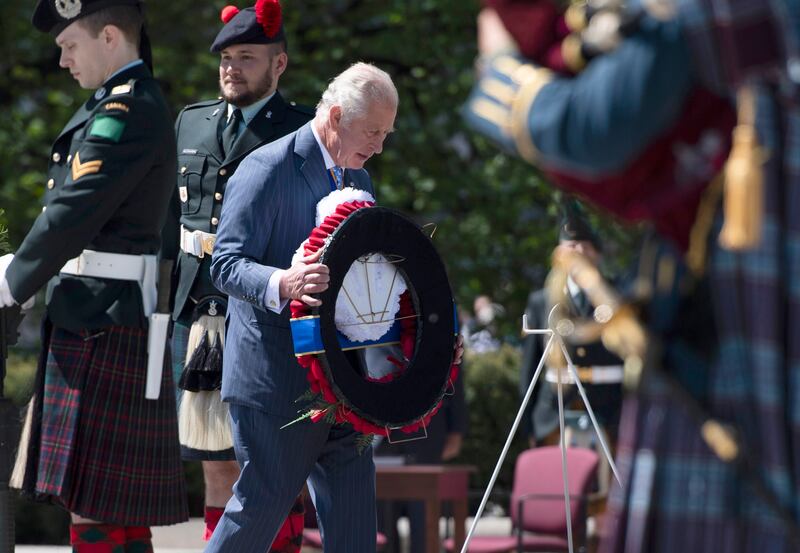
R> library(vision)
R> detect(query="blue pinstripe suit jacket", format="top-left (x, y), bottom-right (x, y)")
top-left (210, 122), bottom-right (374, 417)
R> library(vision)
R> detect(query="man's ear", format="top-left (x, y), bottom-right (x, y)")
top-left (273, 51), bottom-right (288, 79)
top-left (102, 24), bottom-right (118, 48)
top-left (329, 105), bottom-right (342, 130)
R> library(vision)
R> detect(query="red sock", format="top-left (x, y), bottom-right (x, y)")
top-left (124, 526), bottom-right (153, 553)
top-left (204, 506), bottom-right (225, 541)
top-left (70, 523), bottom-right (126, 553)
top-left (269, 495), bottom-right (305, 553)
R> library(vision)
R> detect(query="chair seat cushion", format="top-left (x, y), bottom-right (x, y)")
top-left (442, 534), bottom-right (571, 552)
top-left (442, 536), bottom-right (517, 553)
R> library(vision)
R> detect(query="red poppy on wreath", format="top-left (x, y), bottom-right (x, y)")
top-left (288, 188), bottom-right (459, 446)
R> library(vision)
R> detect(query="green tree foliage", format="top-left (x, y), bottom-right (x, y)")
top-left (0, 0), bottom-right (625, 333)
top-left (0, 210), bottom-right (10, 254)
top-left (1, 1), bottom-right (642, 538)
top-left (460, 345), bottom-right (528, 498)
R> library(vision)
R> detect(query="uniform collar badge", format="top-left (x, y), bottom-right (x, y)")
top-left (54, 0), bottom-right (82, 19)
top-left (94, 87), bottom-right (107, 101)
top-left (266, 111), bottom-right (272, 119)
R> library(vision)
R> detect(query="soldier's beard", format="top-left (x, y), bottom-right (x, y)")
top-left (220, 69), bottom-right (275, 108)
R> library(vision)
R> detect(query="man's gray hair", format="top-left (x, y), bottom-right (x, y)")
top-left (317, 62), bottom-right (398, 124)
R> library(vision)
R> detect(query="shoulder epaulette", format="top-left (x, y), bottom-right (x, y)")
top-left (287, 101), bottom-right (315, 116)
top-left (183, 98), bottom-right (226, 112)
top-left (110, 78), bottom-right (138, 97)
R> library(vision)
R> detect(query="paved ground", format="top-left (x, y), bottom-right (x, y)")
top-left (15, 515), bottom-right (513, 552)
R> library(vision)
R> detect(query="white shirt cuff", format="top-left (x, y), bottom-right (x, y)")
top-left (266, 269), bottom-right (289, 313)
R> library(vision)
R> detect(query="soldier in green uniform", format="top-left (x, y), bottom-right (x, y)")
top-left (0, 0), bottom-right (187, 551)
top-left (162, 1), bottom-right (312, 548)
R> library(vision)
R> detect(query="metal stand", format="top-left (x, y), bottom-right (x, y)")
top-left (460, 306), bottom-right (620, 553)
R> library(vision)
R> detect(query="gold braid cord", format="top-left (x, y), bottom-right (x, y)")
top-left (546, 248), bottom-right (647, 388)
top-left (489, 55), bottom-right (553, 165)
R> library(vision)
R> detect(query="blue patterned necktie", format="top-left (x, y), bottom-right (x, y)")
top-left (330, 165), bottom-right (344, 190)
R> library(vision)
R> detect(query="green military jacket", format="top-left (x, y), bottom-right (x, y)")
top-left (6, 62), bottom-right (176, 332)
top-left (165, 91), bottom-right (313, 320)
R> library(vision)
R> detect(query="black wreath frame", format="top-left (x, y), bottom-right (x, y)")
top-left (312, 206), bottom-right (456, 428)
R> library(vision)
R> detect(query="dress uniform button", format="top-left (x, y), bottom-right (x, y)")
top-left (576, 347), bottom-right (586, 358)
top-left (47, 179), bottom-right (55, 190)
top-left (211, 217), bottom-right (219, 226)
top-left (215, 192), bottom-right (223, 201)
top-left (181, 166), bottom-right (187, 175)
top-left (219, 168), bottom-right (228, 176)
top-left (52, 152), bottom-right (61, 163)
top-left (42, 206), bottom-right (47, 213)
top-left (67, 154), bottom-right (72, 164)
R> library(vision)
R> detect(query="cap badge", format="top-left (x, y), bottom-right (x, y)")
top-left (94, 87), bottom-right (107, 101)
top-left (54, 0), bottom-right (82, 19)
top-left (208, 301), bottom-right (219, 316)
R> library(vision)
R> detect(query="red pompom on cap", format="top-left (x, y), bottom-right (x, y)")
top-left (220, 5), bottom-right (240, 24)
top-left (255, 0), bottom-right (282, 38)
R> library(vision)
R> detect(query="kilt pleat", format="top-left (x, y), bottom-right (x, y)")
top-left (599, 87), bottom-right (800, 552)
top-left (35, 326), bottom-right (188, 525)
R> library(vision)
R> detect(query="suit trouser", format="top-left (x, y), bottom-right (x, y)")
top-left (205, 403), bottom-right (378, 553)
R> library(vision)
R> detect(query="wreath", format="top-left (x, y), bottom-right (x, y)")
top-left (289, 189), bottom-right (459, 445)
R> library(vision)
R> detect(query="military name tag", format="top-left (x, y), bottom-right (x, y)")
top-left (104, 102), bottom-right (130, 113)
top-left (179, 186), bottom-right (188, 203)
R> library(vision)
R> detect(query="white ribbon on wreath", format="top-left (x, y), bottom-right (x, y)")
top-left (292, 187), bottom-right (408, 343)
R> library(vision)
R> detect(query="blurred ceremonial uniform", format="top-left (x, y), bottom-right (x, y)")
top-left (520, 205), bottom-right (623, 446)
top-left (1, 0), bottom-right (186, 550)
top-left (161, 2), bottom-right (312, 549)
top-left (465, 0), bottom-right (800, 550)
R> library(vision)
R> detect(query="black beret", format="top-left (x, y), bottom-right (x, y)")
top-left (33, 0), bottom-right (141, 34)
top-left (210, 1), bottom-right (286, 54)
top-left (559, 199), bottom-right (601, 249)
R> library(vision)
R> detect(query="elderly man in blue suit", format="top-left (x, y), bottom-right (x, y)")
top-left (207, 62), bottom-right (398, 552)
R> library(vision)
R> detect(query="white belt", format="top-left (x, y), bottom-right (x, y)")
top-left (61, 249), bottom-right (167, 400)
top-left (60, 249), bottom-right (157, 317)
top-left (545, 365), bottom-right (624, 385)
top-left (180, 225), bottom-right (216, 258)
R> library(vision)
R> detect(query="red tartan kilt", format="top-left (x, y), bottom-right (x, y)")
top-left (35, 325), bottom-right (188, 525)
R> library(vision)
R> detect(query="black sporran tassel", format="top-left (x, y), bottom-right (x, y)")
top-left (178, 331), bottom-right (210, 391)
top-left (203, 333), bottom-right (223, 390)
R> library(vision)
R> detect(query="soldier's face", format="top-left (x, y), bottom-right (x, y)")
top-left (557, 240), bottom-right (601, 265)
top-left (327, 102), bottom-right (397, 169)
top-left (56, 21), bottom-right (111, 89)
top-left (219, 43), bottom-right (287, 107)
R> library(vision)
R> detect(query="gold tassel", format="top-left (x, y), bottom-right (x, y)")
top-left (719, 86), bottom-right (767, 251)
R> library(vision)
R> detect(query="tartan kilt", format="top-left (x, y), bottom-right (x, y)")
top-left (171, 317), bottom-right (235, 461)
top-left (34, 325), bottom-right (188, 525)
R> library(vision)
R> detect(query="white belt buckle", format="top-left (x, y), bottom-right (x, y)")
top-left (181, 226), bottom-right (215, 258)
